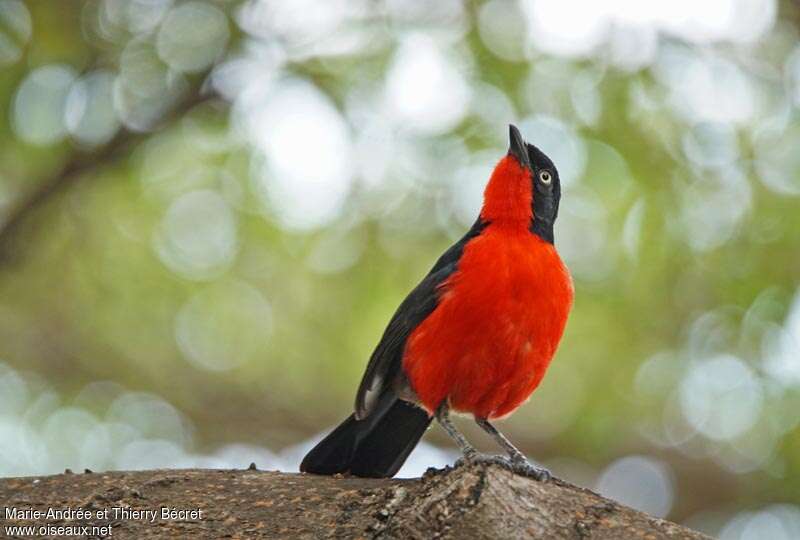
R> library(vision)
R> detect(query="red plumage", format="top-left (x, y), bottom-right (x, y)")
top-left (301, 125), bottom-right (573, 479)
top-left (403, 156), bottom-right (573, 419)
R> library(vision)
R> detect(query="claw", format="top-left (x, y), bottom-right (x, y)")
top-left (456, 453), bottom-right (550, 482)
top-left (510, 459), bottom-right (551, 482)
top-left (456, 453), bottom-right (505, 468)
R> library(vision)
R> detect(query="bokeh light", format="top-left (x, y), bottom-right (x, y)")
top-left (12, 65), bottom-right (76, 145)
top-left (385, 33), bottom-right (471, 134)
top-left (595, 455), bottom-right (675, 518)
top-left (0, 0), bottom-right (31, 65)
top-left (157, 2), bottom-right (229, 73)
top-left (155, 189), bottom-right (239, 279)
top-left (679, 355), bottom-right (763, 441)
top-left (240, 78), bottom-right (355, 230)
top-left (175, 279), bottom-right (272, 371)
top-left (1, 1), bottom-right (799, 536)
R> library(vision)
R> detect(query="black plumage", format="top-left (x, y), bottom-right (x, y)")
top-left (300, 218), bottom-right (486, 477)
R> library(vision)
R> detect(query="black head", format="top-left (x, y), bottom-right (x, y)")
top-left (526, 141), bottom-right (561, 243)
top-left (507, 125), bottom-right (562, 243)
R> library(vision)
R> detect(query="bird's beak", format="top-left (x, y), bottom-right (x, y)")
top-left (507, 124), bottom-right (532, 171)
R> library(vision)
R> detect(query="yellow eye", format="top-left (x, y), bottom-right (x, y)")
top-left (539, 170), bottom-right (552, 184)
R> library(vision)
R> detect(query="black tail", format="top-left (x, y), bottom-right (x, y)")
top-left (300, 393), bottom-right (431, 478)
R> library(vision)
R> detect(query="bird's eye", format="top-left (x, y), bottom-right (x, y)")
top-left (539, 170), bottom-right (552, 185)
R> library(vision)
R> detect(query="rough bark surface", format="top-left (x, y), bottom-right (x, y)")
top-left (0, 464), bottom-right (710, 539)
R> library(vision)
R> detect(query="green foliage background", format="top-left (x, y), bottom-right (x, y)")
top-left (1, 1), bottom-right (799, 535)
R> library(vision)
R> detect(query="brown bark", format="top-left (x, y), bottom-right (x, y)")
top-left (0, 463), bottom-right (710, 539)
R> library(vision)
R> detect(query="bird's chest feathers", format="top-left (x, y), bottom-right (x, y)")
top-left (440, 227), bottom-right (572, 347)
top-left (402, 225), bottom-right (573, 417)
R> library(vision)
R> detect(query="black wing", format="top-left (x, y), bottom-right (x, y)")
top-left (354, 218), bottom-right (487, 419)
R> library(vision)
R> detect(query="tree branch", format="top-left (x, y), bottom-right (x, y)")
top-left (0, 85), bottom-right (220, 264)
top-left (0, 464), bottom-right (711, 539)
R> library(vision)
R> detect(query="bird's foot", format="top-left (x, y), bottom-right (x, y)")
top-left (455, 452), bottom-right (550, 482)
top-left (455, 452), bottom-right (507, 469)
top-left (508, 455), bottom-right (551, 482)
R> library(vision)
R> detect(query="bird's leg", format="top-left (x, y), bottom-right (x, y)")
top-left (435, 403), bottom-right (514, 472)
top-left (434, 401), bottom-right (478, 460)
top-left (475, 417), bottom-right (551, 482)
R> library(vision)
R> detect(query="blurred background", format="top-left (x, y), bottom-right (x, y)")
top-left (1, 0), bottom-right (799, 537)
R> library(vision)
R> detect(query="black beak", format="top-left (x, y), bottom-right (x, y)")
top-left (507, 124), bottom-right (532, 170)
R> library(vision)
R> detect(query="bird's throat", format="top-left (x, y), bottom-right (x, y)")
top-left (479, 156), bottom-right (533, 226)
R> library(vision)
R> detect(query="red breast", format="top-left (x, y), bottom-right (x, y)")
top-left (402, 155), bottom-right (574, 419)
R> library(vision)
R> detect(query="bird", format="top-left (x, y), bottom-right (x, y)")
top-left (300, 125), bottom-right (573, 480)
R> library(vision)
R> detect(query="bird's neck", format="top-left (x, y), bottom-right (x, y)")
top-left (479, 156), bottom-right (533, 228)
top-left (530, 216), bottom-right (554, 243)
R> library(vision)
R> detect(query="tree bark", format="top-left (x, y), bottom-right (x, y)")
top-left (0, 463), bottom-right (710, 539)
